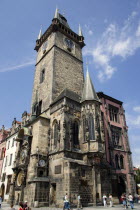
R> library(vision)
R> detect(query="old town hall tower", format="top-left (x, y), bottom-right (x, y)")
top-left (9, 9), bottom-right (135, 207)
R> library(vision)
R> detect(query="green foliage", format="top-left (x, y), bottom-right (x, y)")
top-left (135, 169), bottom-right (140, 183)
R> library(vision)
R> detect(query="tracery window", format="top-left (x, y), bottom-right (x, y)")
top-left (115, 154), bottom-right (120, 169)
top-left (109, 105), bottom-right (119, 123)
top-left (111, 126), bottom-right (121, 146)
top-left (89, 114), bottom-right (95, 140)
top-left (82, 116), bottom-right (86, 142)
top-left (53, 121), bottom-right (59, 148)
top-left (73, 120), bottom-right (79, 145)
top-left (120, 155), bottom-right (124, 169)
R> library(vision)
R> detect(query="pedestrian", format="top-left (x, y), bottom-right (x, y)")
top-left (18, 202), bottom-right (24, 210)
top-left (63, 193), bottom-right (70, 210)
top-left (121, 193), bottom-right (127, 209)
top-left (77, 194), bottom-right (82, 209)
top-left (128, 193), bottom-right (134, 209)
top-left (23, 201), bottom-right (29, 210)
top-left (9, 204), bottom-right (16, 210)
top-left (109, 194), bottom-right (113, 207)
top-left (103, 194), bottom-right (107, 207)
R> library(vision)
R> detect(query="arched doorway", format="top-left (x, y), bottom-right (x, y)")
top-left (118, 176), bottom-right (126, 197)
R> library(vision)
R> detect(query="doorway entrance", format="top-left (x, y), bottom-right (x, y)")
top-left (50, 183), bottom-right (56, 206)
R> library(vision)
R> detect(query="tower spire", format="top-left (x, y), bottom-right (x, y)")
top-left (81, 66), bottom-right (99, 102)
top-left (37, 26), bottom-right (42, 40)
top-left (54, 7), bottom-right (59, 19)
top-left (79, 24), bottom-right (83, 37)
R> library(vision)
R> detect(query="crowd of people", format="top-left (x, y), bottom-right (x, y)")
top-left (102, 193), bottom-right (140, 209)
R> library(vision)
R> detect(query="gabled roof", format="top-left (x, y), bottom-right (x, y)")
top-left (52, 88), bottom-right (81, 105)
top-left (81, 70), bottom-right (99, 102)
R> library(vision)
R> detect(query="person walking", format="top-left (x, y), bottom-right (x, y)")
top-left (103, 194), bottom-right (107, 207)
top-left (18, 202), bottom-right (24, 210)
top-left (0, 196), bottom-right (2, 208)
top-left (77, 194), bottom-right (82, 209)
top-left (121, 193), bottom-right (127, 209)
top-left (63, 193), bottom-right (70, 210)
top-left (128, 193), bottom-right (134, 209)
top-left (109, 194), bottom-right (113, 207)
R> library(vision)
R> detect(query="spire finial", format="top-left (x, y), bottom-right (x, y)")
top-left (38, 25), bottom-right (42, 40)
top-left (79, 24), bottom-right (83, 36)
top-left (54, 7), bottom-right (59, 19)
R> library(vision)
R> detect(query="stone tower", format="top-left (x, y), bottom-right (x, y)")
top-left (31, 8), bottom-right (84, 116)
top-left (9, 9), bottom-right (135, 208)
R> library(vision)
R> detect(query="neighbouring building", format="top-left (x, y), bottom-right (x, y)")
top-left (0, 125), bottom-right (10, 199)
top-left (7, 9), bottom-right (136, 207)
top-left (0, 119), bottom-right (21, 201)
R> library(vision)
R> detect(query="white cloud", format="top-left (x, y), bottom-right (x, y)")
top-left (88, 30), bottom-right (93, 35)
top-left (126, 112), bottom-right (140, 129)
top-left (84, 10), bottom-right (140, 81)
top-left (133, 106), bottom-right (140, 112)
top-left (0, 59), bottom-right (35, 73)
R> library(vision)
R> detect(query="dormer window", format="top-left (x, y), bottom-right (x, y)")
top-left (40, 69), bottom-right (45, 83)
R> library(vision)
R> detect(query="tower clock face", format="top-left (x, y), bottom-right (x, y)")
top-left (64, 38), bottom-right (74, 51)
top-left (42, 41), bottom-right (48, 53)
top-left (39, 159), bottom-right (46, 167)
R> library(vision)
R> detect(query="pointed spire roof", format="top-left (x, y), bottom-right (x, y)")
top-left (38, 26), bottom-right (42, 40)
top-left (81, 67), bottom-right (99, 102)
top-left (79, 24), bottom-right (83, 36)
top-left (54, 7), bottom-right (59, 19)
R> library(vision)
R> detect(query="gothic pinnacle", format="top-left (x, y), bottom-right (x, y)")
top-left (79, 24), bottom-right (83, 37)
top-left (37, 26), bottom-right (42, 40)
top-left (54, 7), bottom-right (59, 19)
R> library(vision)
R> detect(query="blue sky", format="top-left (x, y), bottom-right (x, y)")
top-left (0, 0), bottom-right (140, 166)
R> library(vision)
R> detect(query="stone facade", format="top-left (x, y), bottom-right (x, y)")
top-left (7, 10), bottom-right (135, 207)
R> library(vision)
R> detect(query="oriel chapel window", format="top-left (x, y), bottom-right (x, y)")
top-left (89, 114), bottom-right (95, 140)
top-left (40, 69), bottom-right (45, 83)
top-left (73, 120), bottom-right (79, 145)
top-left (82, 116), bottom-right (86, 142)
top-left (109, 105), bottom-right (119, 123)
top-left (53, 121), bottom-right (59, 148)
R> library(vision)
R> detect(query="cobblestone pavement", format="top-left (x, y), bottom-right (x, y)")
top-left (1, 202), bottom-right (140, 210)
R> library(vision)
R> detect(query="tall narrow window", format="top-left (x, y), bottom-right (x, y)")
top-left (40, 69), bottom-right (45, 83)
top-left (109, 105), bottom-right (119, 123)
top-left (54, 121), bottom-right (59, 148)
top-left (5, 156), bottom-right (7, 167)
top-left (73, 121), bottom-right (79, 145)
top-left (9, 154), bottom-right (13, 166)
top-left (120, 155), bottom-right (124, 169)
top-left (115, 154), bottom-right (120, 169)
top-left (89, 114), bottom-right (95, 140)
top-left (83, 116), bottom-right (86, 142)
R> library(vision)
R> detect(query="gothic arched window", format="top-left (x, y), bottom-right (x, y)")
top-left (53, 121), bottom-right (59, 148)
top-left (120, 155), bottom-right (124, 169)
top-left (73, 120), bottom-right (79, 145)
top-left (89, 114), bottom-right (95, 140)
top-left (115, 154), bottom-right (120, 169)
top-left (82, 116), bottom-right (86, 142)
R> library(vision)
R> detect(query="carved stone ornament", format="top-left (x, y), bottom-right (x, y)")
top-left (17, 171), bottom-right (25, 187)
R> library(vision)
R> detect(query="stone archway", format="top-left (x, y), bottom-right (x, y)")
top-left (118, 176), bottom-right (126, 197)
